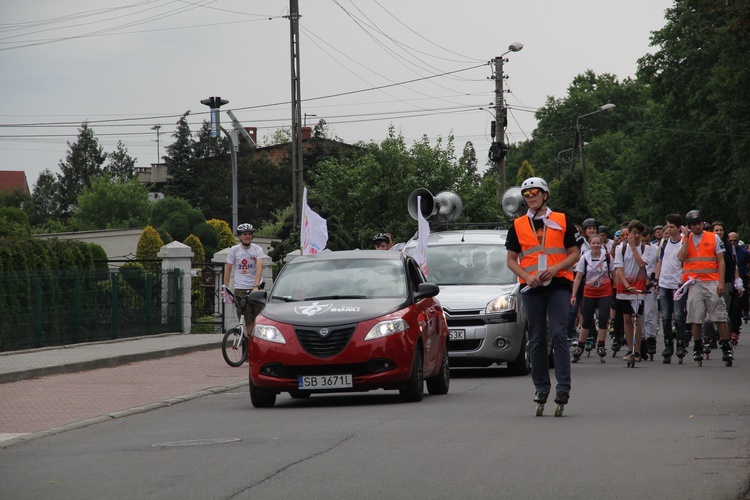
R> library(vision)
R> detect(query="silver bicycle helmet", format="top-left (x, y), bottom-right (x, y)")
top-left (237, 223), bottom-right (254, 234)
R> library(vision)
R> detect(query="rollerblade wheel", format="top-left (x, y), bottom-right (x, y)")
top-left (536, 404), bottom-right (544, 417)
top-left (678, 357), bottom-right (683, 364)
top-left (554, 404), bottom-right (564, 417)
top-left (663, 357), bottom-right (671, 364)
top-left (724, 359), bottom-right (733, 367)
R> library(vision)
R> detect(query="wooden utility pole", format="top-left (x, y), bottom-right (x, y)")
top-left (288, 0), bottom-right (304, 230)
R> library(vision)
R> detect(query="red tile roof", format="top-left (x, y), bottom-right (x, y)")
top-left (0, 171), bottom-right (30, 195)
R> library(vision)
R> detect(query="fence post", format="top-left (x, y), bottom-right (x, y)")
top-left (111, 273), bottom-right (119, 340)
top-left (158, 241), bottom-right (194, 333)
top-left (145, 273), bottom-right (152, 336)
top-left (33, 275), bottom-right (43, 347)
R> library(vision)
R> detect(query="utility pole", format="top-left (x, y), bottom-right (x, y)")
top-left (287, 0), bottom-right (304, 231)
top-left (488, 43), bottom-right (523, 198)
top-left (151, 124), bottom-right (161, 163)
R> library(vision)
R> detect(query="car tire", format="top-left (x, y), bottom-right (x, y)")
top-left (426, 343), bottom-right (450, 395)
top-left (399, 348), bottom-right (424, 402)
top-left (507, 327), bottom-right (530, 376)
top-left (249, 377), bottom-right (276, 408)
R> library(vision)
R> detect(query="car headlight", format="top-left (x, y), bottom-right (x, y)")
top-left (252, 324), bottom-right (286, 344)
top-left (486, 294), bottom-right (516, 314)
top-left (364, 318), bottom-right (409, 341)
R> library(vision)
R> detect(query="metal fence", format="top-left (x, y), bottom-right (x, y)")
top-left (0, 267), bottom-right (181, 352)
top-left (190, 263), bottom-right (226, 334)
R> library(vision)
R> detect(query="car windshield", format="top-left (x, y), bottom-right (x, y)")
top-left (420, 244), bottom-right (516, 286)
top-left (270, 258), bottom-right (406, 301)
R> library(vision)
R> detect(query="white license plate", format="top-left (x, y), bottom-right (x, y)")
top-left (298, 374), bottom-right (353, 390)
top-left (449, 329), bottom-right (466, 340)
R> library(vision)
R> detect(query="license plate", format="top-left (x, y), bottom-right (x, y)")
top-left (298, 374), bottom-right (353, 390)
top-left (449, 329), bottom-right (466, 340)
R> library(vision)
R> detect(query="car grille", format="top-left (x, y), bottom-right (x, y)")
top-left (294, 324), bottom-right (356, 358)
top-left (449, 339), bottom-right (482, 351)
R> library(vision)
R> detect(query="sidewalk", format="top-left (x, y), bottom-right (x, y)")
top-left (0, 333), bottom-right (223, 384)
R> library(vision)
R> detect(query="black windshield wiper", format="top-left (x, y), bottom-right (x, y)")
top-left (270, 295), bottom-right (297, 302)
top-left (305, 295), bottom-right (367, 300)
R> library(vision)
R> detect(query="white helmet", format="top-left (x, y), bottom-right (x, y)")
top-left (521, 177), bottom-right (549, 193)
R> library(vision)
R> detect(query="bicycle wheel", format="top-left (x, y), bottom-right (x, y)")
top-left (222, 327), bottom-right (248, 367)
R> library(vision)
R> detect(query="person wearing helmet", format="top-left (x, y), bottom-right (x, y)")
top-left (505, 176), bottom-right (581, 415)
top-left (652, 225), bottom-right (664, 245)
top-left (677, 210), bottom-right (734, 365)
top-left (223, 223), bottom-right (267, 330)
top-left (580, 218), bottom-right (599, 254)
top-left (373, 233), bottom-right (390, 250)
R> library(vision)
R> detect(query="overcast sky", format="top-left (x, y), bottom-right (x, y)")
top-left (0, 0), bottom-right (674, 189)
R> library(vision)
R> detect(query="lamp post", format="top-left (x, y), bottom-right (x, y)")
top-left (576, 103), bottom-right (615, 177)
top-left (490, 42), bottom-right (524, 197)
top-left (574, 103), bottom-right (614, 203)
top-left (200, 98), bottom-right (256, 232)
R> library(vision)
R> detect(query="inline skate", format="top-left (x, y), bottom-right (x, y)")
top-left (553, 391), bottom-right (569, 417)
top-left (534, 391), bottom-right (549, 416)
top-left (662, 340), bottom-right (674, 364)
top-left (584, 336), bottom-right (594, 357)
top-left (597, 342), bottom-right (607, 363)
top-left (702, 335), bottom-right (712, 360)
top-left (571, 340), bottom-right (583, 363)
top-left (693, 338), bottom-right (704, 366)
top-left (721, 339), bottom-right (734, 367)
top-left (675, 339), bottom-right (686, 364)
top-left (646, 337), bottom-right (657, 361)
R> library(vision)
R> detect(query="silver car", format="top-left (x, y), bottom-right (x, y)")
top-left (405, 229), bottom-right (530, 374)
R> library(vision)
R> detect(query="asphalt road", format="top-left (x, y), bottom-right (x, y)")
top-left (0, 347), bottom-right (748, 499)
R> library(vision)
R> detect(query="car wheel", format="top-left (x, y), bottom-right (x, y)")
top-left (399, 348), bottom-right (424, 402)
top-left (426, 343), bottom-right (450, 395)
top-left (507, 327), bottom-right (531, 375)
top-left (289, 390), bottom-right (311, 399)
top-left (249, 377), bottom-right (276, 408)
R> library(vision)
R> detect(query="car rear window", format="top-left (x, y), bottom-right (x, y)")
top-left (421, 244), bottom-right (516, 286)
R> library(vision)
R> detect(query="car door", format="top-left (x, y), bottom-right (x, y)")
top-left (406, 258), bottom-right (442, 374)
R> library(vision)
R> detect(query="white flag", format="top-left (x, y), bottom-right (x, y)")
top-left (415, 195), bottom-right (429, 275)
top-left (301, 187), bottom-right (328, 255)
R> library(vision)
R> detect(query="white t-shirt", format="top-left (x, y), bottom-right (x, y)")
top-left (226, 243), bottom-right (267, 289)
top-left (658, 236), bottom-right (684, 289)
top-left (614, 241), bottom-right (658, 298)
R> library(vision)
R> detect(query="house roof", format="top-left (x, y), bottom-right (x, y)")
top-left (0, 171), bottom-right (30, 195)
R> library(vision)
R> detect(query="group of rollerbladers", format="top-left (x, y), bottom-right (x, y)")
top-left (569, 210), bottom-right (741, 368)
top-left (506, 176), bottom-right (742, 416)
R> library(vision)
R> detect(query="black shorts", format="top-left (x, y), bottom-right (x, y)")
top-left (615, 297), bottom-right (644, 316)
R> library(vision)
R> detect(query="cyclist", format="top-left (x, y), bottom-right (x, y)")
top-left (223, 223), bottom-right (266, 329)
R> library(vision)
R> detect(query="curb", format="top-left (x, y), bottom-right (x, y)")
top-left (0, 380), bottom-right (249, 449)
top-left (0, 341), bottom-right (222, 384)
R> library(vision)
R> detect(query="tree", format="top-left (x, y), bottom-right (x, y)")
top-left (136, 226), bottom-right (164, 271)
top-left (56, 123), bottom-right (107, 219)
top-left (69, 175), bottom-right (150, 230)
top-left (193, 120), bottom-right (228, 159)
top-left (28, 170), bottom-right (62, 229)
top-left (104, 141), bottom-right (137, 181)
top-left (150, 196), bottom-right (193, 229)
top-left (458, 141), bottom-right (480, 187)
top-left (163, 111), bottom-right (196, 203)
top-left (207, 219), bottom-right (236, 250)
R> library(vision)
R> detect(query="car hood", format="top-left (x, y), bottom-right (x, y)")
top-left (435, 284), bottom-right (516, 310)
top-left (260, 298), bottom-right (408, 327)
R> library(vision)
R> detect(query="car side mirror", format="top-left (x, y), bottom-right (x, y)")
top-left (248, 289), bottom-right (268, 304)
top-left (413, 282), bottom-right (439, 301)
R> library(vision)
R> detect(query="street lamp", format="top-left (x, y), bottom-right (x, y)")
top-left (200, 97), bottom-right (256, 232)
top-left (491, 42), bottom-right (524, 196)
top-left (576, 103), bottom-right (615, 177)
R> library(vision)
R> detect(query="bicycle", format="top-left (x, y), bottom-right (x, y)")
top-left (220, 285), bottom-right (254, 367)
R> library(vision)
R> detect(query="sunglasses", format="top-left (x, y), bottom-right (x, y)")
top-left (729, 239), bottom-right (739, 243)
top-left (522, 188), bottom-right (541, 198)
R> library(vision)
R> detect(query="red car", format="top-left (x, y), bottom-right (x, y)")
top-left (246, 250), bottom-right (450, 407)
